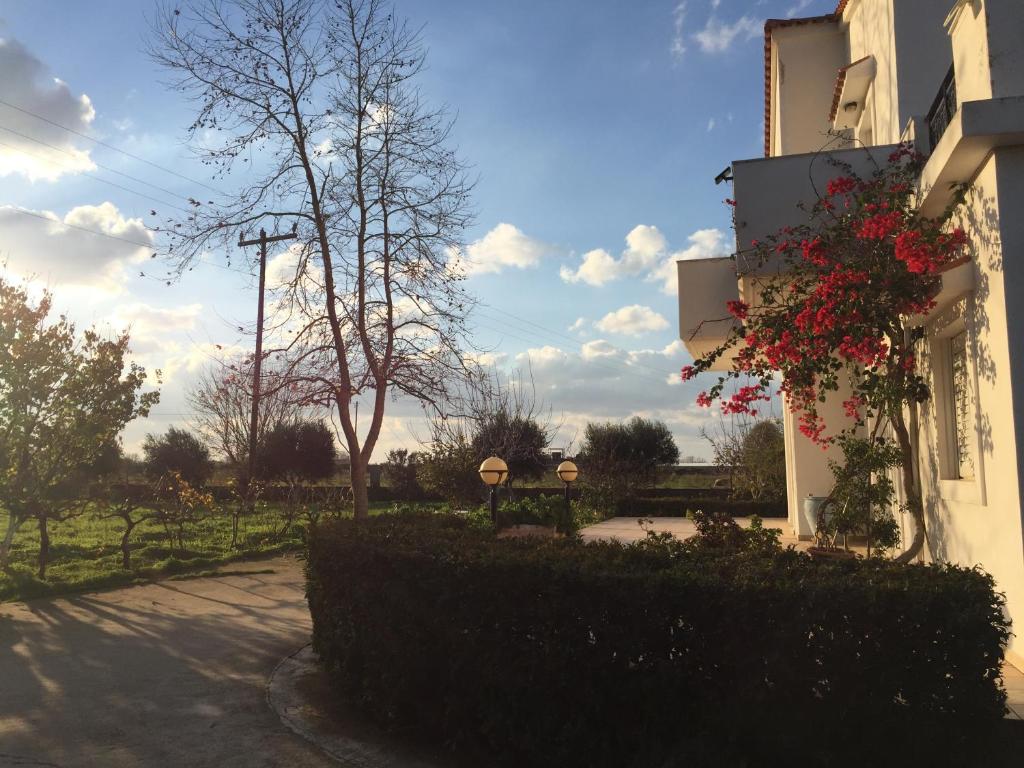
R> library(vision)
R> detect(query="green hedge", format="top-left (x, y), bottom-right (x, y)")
top-left (615, 495), bottom-right (787, 518)
top-left (306, 515), bottom-right (1010, 767)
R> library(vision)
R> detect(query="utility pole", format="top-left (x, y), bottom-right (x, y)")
top-left (238, 227), bottom-right (296, 492)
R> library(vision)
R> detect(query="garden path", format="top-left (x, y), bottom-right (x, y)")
top-left (578, 515), bottom-right (807, 547)
top-left (0, 556), bottom-right (336, 768)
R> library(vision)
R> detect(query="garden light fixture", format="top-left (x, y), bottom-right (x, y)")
top-left (479, 456), bottom-right (508, 525)
top-left (555, 460), bottom-right (579, 533)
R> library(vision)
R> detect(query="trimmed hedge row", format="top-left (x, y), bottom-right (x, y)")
top-left (615, 495), bottom-right (787, 518)
top-left (306, 514), bottom-right (1010, 767)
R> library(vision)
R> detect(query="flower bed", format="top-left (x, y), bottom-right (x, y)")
top-left (306, 514), bottom-right (1009, 767)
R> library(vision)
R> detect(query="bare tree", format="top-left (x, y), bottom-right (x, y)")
top-left (427, 365), bottom-right (559, 482)
top-left (188, 356), bottom-right (302, 472)
top-left (149, 0), bottom-right (475, 518)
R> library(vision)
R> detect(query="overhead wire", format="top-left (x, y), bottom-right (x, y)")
top-left (0, 96), bottom-right (226, 195)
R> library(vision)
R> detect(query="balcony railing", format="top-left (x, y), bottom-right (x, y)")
top-left (927, 65), bottom-right (957, 151)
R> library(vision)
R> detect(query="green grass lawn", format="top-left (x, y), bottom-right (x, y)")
top-left (0, 500), bottom-right (441, 603)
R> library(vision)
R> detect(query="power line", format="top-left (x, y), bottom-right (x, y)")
top-left (0, 137), bottom-right (194, 214)
top-left (0, 122), bottom-right (196, 202)
top-left (2, 205), bottom-right (249, 277)
top-left (0, 97), bottom-right (225, 195)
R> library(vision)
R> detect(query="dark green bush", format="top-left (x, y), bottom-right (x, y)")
top-left (615, 495), bottom-right (787, 518)
top-left (306, 515), bottom-right (1010, 768)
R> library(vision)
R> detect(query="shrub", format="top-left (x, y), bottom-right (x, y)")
top-left (142, 427), bottom-right (213, 487)
top-left (614, 495), bottom-right (787, 518)
top-left (307, 515), bottom-right (1010, 768)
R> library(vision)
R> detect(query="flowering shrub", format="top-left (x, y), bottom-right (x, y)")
top-left (682, 145), bottom-right (968, 561)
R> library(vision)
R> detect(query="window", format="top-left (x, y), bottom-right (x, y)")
top-left (948, 331), bottom-right (975, 480)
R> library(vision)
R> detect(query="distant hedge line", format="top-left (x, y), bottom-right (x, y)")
top-left (306, 514), bottom-right (1009, 767)
top-left (616, 495), bottom-right (787, 518)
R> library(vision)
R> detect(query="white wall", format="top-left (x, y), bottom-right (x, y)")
top-left (772, 23), bottom-right (846, 156)
top-left (891, 0), bottom-right (955, 128)
top-left (916, 149), bottom-right (1024, 660)
top-left (949, 0), bottom-right (1024, 103)
top-left (844, 0), bottom-right (900, 143)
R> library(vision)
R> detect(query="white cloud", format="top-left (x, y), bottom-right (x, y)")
top-left (707, 117), bottom-right (716, 132)
top-left (0, 36), bottom-right (96, 181)
top-left (561, 225), bottom-right (729, 295)
top-left (693, 15), bottom-right (762, 54)
top-left (0, 202), bottom-right (152, 292)
top-left (595, 305), bottom-right (669, 337)
top-left (559, 248), bottom-right (617, 286)
top-left (451, 223), bottom-right (550, 276)
top-left (512, 337), bottom-right (717, 458)
top-left (560, 225), bottom-right (666, 287)
top-left (581, 338), bottom-right (620, 359)
top-left (670, 1), bottom-right (688, 60)
top-left (568, 317), bottom-right (587, 333)
top-left (649, 227), bottom-right (730, 295)
top-left (786, 0), bottom-right (815, 18)
top-left (621, 224), bottom-right (667, 272)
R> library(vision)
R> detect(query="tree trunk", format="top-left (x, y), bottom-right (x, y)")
top-left (0, 512), bottom-right (19, 567)
top-left (350, 459), bottom-right (370, 520)
top-left (37, 513), bottom-right (49, 580)
top-left (120, 524), bottom-right (133, 570)
top-left (892, 408), bottom-right (926, 564)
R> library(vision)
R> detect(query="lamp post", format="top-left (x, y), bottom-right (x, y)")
top-left (478, 456), bottom-right (508, 526)
top-left (555, 460), bottom-right (579, 533)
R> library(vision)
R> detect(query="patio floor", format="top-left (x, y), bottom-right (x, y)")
top-left (579, 515), bottom-right (810, 549)
top-left (578, 516), bottom-right (1024, 719)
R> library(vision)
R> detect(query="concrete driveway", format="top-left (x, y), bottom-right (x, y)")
top-left (0, 556), bottom-right (334, 768)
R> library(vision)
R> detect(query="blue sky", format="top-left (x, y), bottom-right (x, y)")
top-left (0, 0), bottom-right (831, 458)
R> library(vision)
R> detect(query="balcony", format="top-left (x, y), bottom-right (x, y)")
top-left (676, 257), bottom-right (740, 370)
top-left (926, 65), bottom-right (957, 152)
top-left (732, 144), bottom-right (899, 275)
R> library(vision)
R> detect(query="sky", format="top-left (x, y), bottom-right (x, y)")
top-left (0, 0), bottom-right (832, 460)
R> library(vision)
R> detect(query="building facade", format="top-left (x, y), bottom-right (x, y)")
top-left (678, 0), bottom-right (1024, 666)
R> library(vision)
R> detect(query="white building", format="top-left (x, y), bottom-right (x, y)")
top-left (678, 0), bottom-right (1024, 667)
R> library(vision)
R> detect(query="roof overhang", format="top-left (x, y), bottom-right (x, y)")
top-left (830, 56), bottom-right (876, 129)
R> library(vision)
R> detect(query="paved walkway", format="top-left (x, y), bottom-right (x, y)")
top-left (579, 515), bottom-right (808, 548)
top-left (0, 556), bottom-right (335, 768)
top-left (2, 542), bottom-right (1022, 768)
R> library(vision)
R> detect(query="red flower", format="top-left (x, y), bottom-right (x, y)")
top-left (826, 176), bottom-right (857, 197)
top-left (696, 391), bottom-right (713, 408)
top-left (681, 365), bottom-right (697, 381)
top-left (726, 300), bottom-right (749, 320)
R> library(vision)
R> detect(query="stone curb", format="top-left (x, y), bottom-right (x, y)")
top-left (266, 644), bottom-right (442, 768)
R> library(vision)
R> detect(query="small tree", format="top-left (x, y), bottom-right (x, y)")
top-left (471, 411), bottom-right (550, 485)
top-left (142, 427), bottom-right (214, 487)
top-left (151, 471), bottom-right (213, 552)
top-left (383, 449), bottom-right (422, 501)
top-left (99, 495), bottom-right (154, 570)
top-left (579, 417), bottom-right (680, 504)
top-left (258, 420), bottom-right (337, 484)
top-left (0, 278), bottom-right (158, 577)
top-left (188, 357), bottom-right (303, 477)
top-left (258, 420), bottom-right (337, 535)
top-left (737, 420), bottom-right (786, 502)
top-left (683, 145), bottom-right (967, 562)
top-left (418, 436), bottom-right (481, 508)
